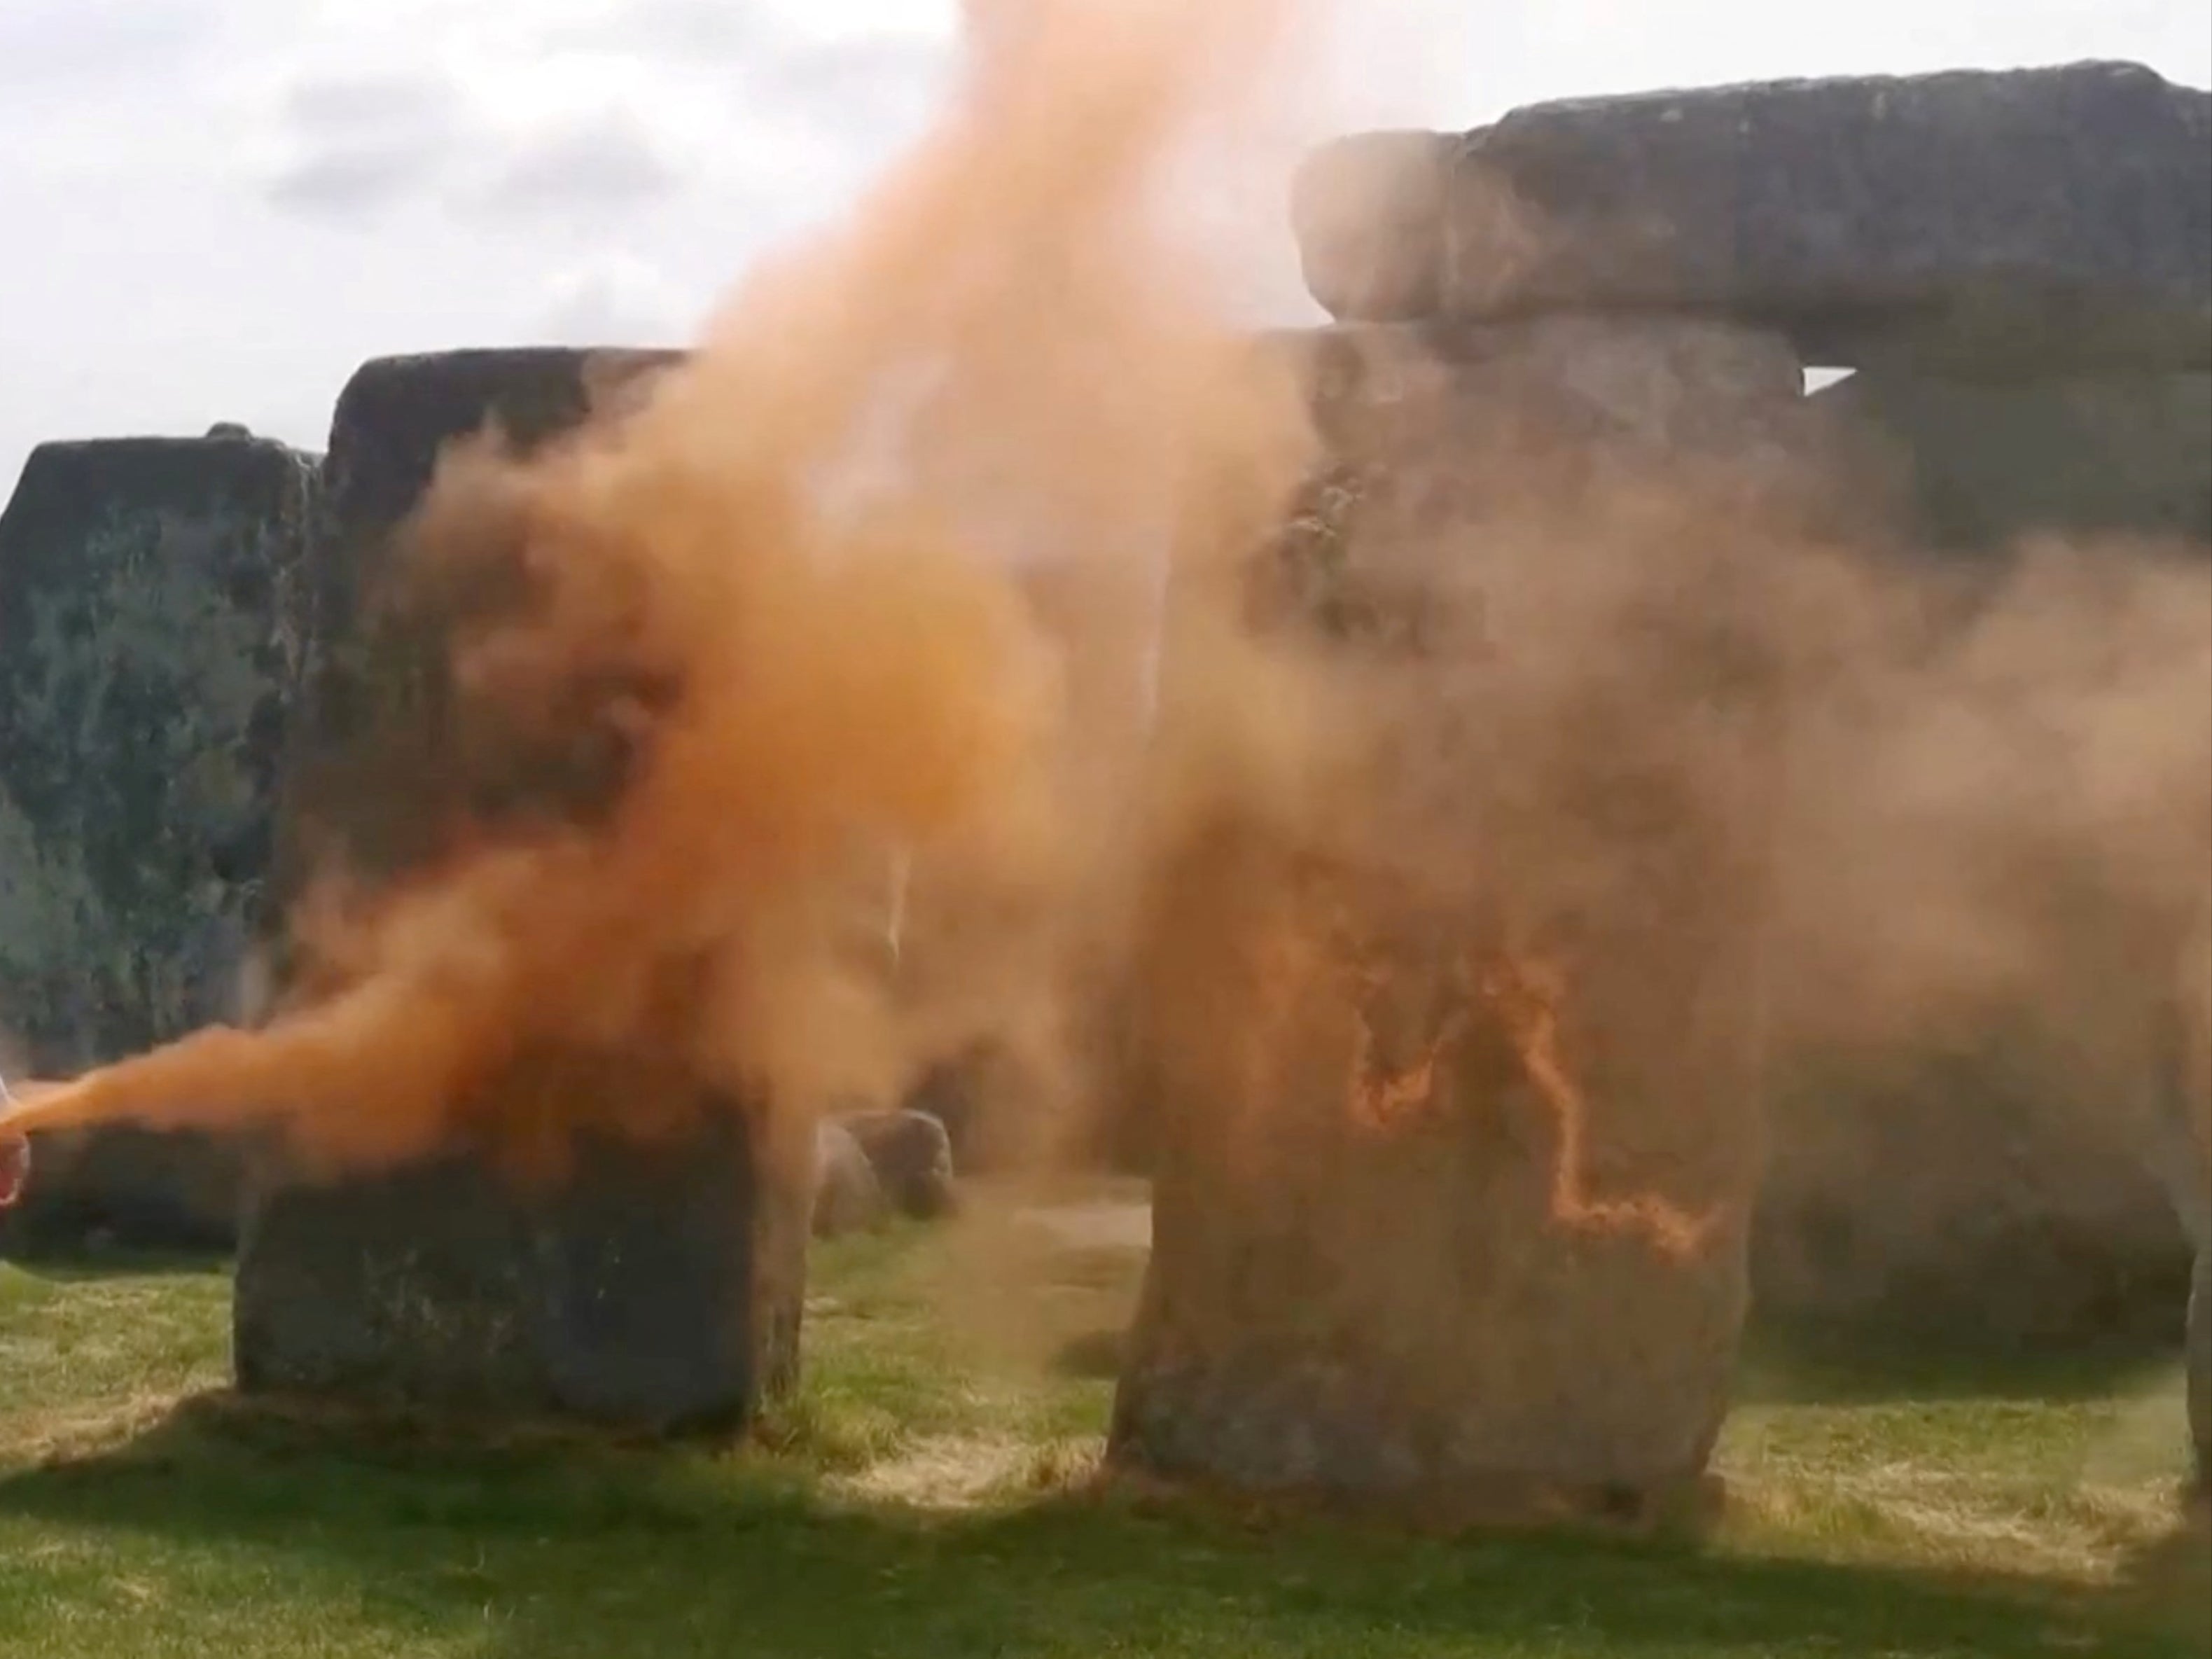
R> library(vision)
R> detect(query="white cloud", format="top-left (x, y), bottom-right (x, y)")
top-left (535, 253), bottom-right (695, 346)
top-left (472, 106), bottom-right (687, 219)
top-left (261, 69), bottom-right (473, 214)
top-left (0, 0), bottom-right (216, 92)
top-left (1, 0), bottom-right (2208, 497)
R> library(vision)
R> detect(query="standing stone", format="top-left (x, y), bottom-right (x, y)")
top-left (1747, 370), bottom-right (2212, 1342)
top-left (0, 431), bottom-right (316, 1251)
top-left (1295, 62), bottom-right (2212, 373)
top-left (1110, 319), bottom-right (1796, 1518)
top-left (235, 347), bottom-right (809, 1432)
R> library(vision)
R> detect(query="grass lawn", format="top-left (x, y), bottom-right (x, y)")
top-left (0, 1184), bottom-right (2204, 1658)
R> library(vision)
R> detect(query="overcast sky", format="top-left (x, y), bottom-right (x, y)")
top-left (3, 0), bottom-right (2207, 492)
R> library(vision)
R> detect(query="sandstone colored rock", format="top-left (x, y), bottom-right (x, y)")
top-left (235, 347), bottom-right (806, 1431)
top-left (1251, 317), bottom-right (1814, 650)
top-left (0, 431), bottom-right (317, 1251)
top-left (1111, 320), bottom-right (1788, 1515)
top-left (1295, 62), bottom-right (2212, 373)
top-left (1109, 821), bottom-right (1772, 1515)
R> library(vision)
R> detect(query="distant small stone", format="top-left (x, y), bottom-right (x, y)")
top-left (838, 1109), bottom-right (957, 1221)
top-left (205, 422), bottom-right (253, 440)
top-left (812, 1120), bottom-right (886, 1239)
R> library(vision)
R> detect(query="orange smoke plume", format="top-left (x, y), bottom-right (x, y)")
top-left (2, 0), bottom-right (1321, 1173)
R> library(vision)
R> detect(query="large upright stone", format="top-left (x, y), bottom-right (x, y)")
top-left (235, 347), bottom-right (809, 1432)
top-left (1295, 62), bottom-right (2212, 373)
top-left (1109, 319), bottom-right (1796, 1518)
top-left (277, 347), bottom-right (684, 905)
top-left (1745, 369), bottom-right (2211, 1342)
top-left (0, 431), bottom-right (316, 1251)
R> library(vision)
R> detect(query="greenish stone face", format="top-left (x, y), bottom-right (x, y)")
top-left (0, 448), bottom-right (312, 1069)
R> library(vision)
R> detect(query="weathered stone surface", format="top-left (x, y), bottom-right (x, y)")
top-left (235, 346), bottom-right (807, 1431)
top-left (1252, 317), bottom-right (1816, 647)
top-left (276, 347), bottom-right (684, 912)
top-left (812, 1120), bottom-right (886, 1239)
top-left (0, 432), bottom-right (315, 1251)
top-left (1111, 320), bottom-right (1785, 1513)
top-left (1811, 370), bottom-right (2212, 553)
top-left (839, 1108), bottom-right (957, 1220)
top-left (1, 1124), bottom-right (240, 1255)
top-left (236, 1102), bottom-right (805, 1430)
top-left (1291, 130), bottom-right (1450, 325)
top-left (1296, 62), bottom-right (2212, 373)
top-left (1747, 370), bottom-right (2210, 1341)
top-left (0, 434), bottom-right (312, 1060)
top-left (1752, 1043), bottom-right (2197, 1340)
top-left (1109, 827), bottom-right (1771, 1514)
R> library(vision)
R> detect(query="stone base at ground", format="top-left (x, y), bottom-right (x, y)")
top-left (235, 1101), bottom-right (805, 1431)
top-left (1, 1124), bottom-right (241, 1255)
top-left (1108, 824), bottom-right (1769, 1510)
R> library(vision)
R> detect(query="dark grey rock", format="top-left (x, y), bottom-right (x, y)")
top-left (812, 1120), bottom-right (885, 1239)
top-left (232, 345), bottom-right (810, 1431)
top-left (1751, 1049), bottom-right (2197, 1342)
top-left (2, 1125), bottom-right (239, 1256)
top-left (0, 433), bottom-right (314, 1064)
top-left (1810, 370), bottom-right (2212, 553)
top-left (0, 431), bottom-right (316, 1254)
top-left (838, 1108), bottom-right (956, 1221)
top-left (235, 1105), bottom-right (805, 1431)
top-left (277, 346), bottom-right (686, 912)
top-left (1297, 62), bottom-right (2212, 373)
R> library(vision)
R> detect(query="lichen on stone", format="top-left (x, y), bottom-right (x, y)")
top-left (0, 502), bottom-right (302, 1064)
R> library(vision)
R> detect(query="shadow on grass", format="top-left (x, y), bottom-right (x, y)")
top-left (1048, 1328), bottom-right (1125, 1381)
top-left (0, 1396), bottom-right (2199, 1659)
top-left (1735, 1311), bottom-right (2185, 1408)
top-left (0, 1247), bottom-right (231, 1284)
